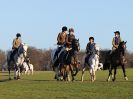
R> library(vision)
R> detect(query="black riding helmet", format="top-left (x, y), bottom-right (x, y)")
top-left (62, 26), bottom-right (67, 32)
top-left (16, 33), bottom-right (21, 37)
top-left (89, 37), bottom-right (94, 41)
top-left (114, 31), bottom-right (120, 35)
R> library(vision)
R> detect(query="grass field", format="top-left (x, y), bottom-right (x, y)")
top-left (0, 69), bottom-right (133, 99)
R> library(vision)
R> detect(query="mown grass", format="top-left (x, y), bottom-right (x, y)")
top-left (0, 69), bottom-right (133, 99)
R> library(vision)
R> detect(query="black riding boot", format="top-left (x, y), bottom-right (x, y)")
top-left (10, 49), bottom-right (18, 61)
top-left (85, 54), bottom-right (90, 65)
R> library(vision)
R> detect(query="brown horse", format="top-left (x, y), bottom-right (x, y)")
top-left (107, 41), bottom-right (128, 82)
top-left (58, 38), bottom-right (80, 81)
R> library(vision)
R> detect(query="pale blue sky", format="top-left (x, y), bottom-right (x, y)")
top-left (0, 0), bottom-right (133, 51)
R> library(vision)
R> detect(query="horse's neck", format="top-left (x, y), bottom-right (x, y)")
top-left (114, 48), bottom-right (124, 58)
top-left (118, 47), bottom-right (125, 55)
top-left (18, 46), bottom-right (23, 55)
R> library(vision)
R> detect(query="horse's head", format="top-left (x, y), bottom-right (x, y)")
top-left (95, 43), bottom-right (100, 56)
top-left (72, 38), bottom-right (80, 52)
top-left (18, 43), bottom-right (28, 57)
top-left (118, 41), bottom-right (127, 50)
top-left (118, 41), bottom-right (127, 56)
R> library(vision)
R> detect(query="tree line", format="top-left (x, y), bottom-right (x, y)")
top-left (0, 47), bottom-right (133, 71)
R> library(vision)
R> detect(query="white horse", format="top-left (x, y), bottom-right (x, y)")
top-left (7, 43), bottom-right (28, 80)
top-left (22, 62), bottom-right (34, 75)
top-left (81, 44), bottom-right (102, 82)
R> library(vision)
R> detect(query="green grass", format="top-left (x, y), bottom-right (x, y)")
top-left (0, 69), bottom-right (133, 99)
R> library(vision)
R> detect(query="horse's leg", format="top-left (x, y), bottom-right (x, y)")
top-left (92, 68), bottom-right (95, 82)
top-left (81, 66), bottom-right (86, 82)
top-left (28, 69), bottom-right (30, 75)
top-left (31, 69), bottom-right (33, 75)
top-left (58, 63), bottom-right (63, 81)
top-left (63, 65), bottom-right (67, 81)
top-left (93, 69), bottom-right (96, 81)
top-left (14, 68), bottom-right (17, 80)
top-left (70, 64), bottom-right (74, 81)
top-left (90, 61), bottom-right (95, 82)
top-left (121, 65), bottom-right (128, 80)
top-left (25, 69), bottom-right (27, 75)
top-left (8, 63), bottom-right (11, 80)
top-left (54, 67), bottom-right (59, 80)
top-left (107, 65), bottom-right (113, 82)
top-left (112, 66), bottom-right (117, 82)
top-left (62, 67), bottom-right (66, 81)
top-left (17, 67), bottom-right (21, 79)
top-left (89, 68), bottom-right (94, 82)
top-left (66, 65), bottom-right (70, 81)
top-left (73, 63), bottom-right (79, 76)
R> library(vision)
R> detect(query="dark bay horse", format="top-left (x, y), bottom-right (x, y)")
top-left (58, 38), bottom-right (80, 81)
top-left (107, 41), bottom-right (128, 82)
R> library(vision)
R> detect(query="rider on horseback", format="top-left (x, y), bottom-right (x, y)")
top-left (11, 33), bottom-right (22, 60)
top-left (54, 26), bottom-right (68, 61)
top-left (66, 28), bottom-right (75, 50)
top-left (85, 37), bottom-right (96, 65)
top-left (112, 31), bottom-right (126, 63)
top-left (112, 31), bottom-right (122, 51)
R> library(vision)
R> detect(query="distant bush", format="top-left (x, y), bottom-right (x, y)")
top-left (1, 47), bottom-right (133, 71)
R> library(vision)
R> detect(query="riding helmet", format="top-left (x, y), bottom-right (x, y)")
top-left (62, 26), bottom-right (68, 32)
top-left (89, 37), bottom-right (94, 41)
top-left (114, 31), bottom-right (120, 35)
top-left (69, 28), bottom-right (74, 33)
top-left (16, 33), bottom-right (21, 37)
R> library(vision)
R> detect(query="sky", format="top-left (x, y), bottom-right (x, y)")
top-left (0, 0), bottom-right (133, 51)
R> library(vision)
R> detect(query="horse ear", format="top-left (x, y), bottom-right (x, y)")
top-left (78, 39), bottom-right (79, 41)
top-left (125, 41), bottom-right (127, 44)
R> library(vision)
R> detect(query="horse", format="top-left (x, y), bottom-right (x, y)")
top-left (22, 62), bottom-right (34, 75)
top-left (7, 43), bottom-right (28, 80)
top-left (81, 44), bottom-right (101, 82)
top-left (58, 38), bottom-right (80, 81)
top-left (107, 41), bottom-right (128, 82)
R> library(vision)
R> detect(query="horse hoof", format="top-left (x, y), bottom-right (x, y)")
top-left (124, 77), bottom-right (128, 81)
top-left (91, 80), bottom-right (94, 83)
top-left (54, 76), bottom-right (57, 79)
top-left (17, 76), bottom-right (20, 80)
top-left (112, 79), bottom-right (116, 82)
top-left (14, 77), bottom-right (17, 80)
top-left (9, 78), bottom-right (12, 80)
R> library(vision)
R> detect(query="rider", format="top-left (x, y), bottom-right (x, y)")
top-left (66, 28), bottom-right (75, 50)
top-left (54, 26), bottom-right (68, 61)
top-left (112, 31), bottom-right (122, 51)
top-left (11, 33), bottom-right (22, 59)
top-left (85, 37), bottom-right (96, 65)
top-left (112, 31), bottom-right (126, 63)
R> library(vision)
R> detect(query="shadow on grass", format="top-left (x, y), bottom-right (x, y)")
top-left (0, 79), bottom-right (12, 82)
top-left (23, 79), bottom-right (56, 82)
